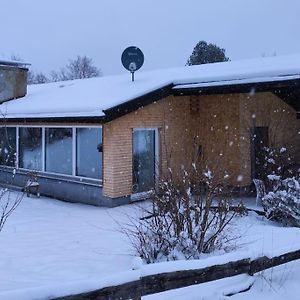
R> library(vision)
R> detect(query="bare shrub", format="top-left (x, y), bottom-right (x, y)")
top-left (128, 166), bottom-right (245, 263)
top-left (0, 125), bottom-right (24, 233)
top-left (0, 188), bottom-right (23, 232)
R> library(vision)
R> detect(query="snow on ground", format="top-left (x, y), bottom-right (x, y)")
top-left (0, 194), bottom-right (138, 299)
top-left (145, 214), bottom-right (300, 300)
top-left (0, 193), bottom-right (300, 299)
top-left (144, 260), bottom-right (300, 300)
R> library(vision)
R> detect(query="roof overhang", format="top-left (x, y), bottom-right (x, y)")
top-left (173, 77), bottom-right (300, 118)
top-left (103, 84), bottom-right (174, 122)
top-left (104, 78), bottom-right (300, 121)
top-left (0, 116), bottom-right (105, 124)
top-left (0, 60), bottom-right (31, 70)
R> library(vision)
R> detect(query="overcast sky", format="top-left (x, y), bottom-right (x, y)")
top-left (1, 0), bottom-right (300, 76)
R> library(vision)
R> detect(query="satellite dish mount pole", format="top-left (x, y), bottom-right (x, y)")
top-left (121, 46), bottom-right (144, 83)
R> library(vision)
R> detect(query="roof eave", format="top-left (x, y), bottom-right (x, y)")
top-left (103, 84), bottom-right (174, 122)
top-left (0, 115), bottom-right (106, 124)
top-left (173, 78), bottom-right (300, 117)
top-left (173, 78), bottom-right (300, 96)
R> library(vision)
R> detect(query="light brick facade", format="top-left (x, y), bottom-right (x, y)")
top-left (103, 92), bottom-right (300, 199)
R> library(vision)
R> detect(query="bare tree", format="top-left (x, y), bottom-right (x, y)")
top-left (34, 72), bottom-right (49, 84)
top-left (51, 55), bottom-right (102, 81)
top-left (10, 53), bottom-right (23, 62)
top-left (66, 55), bottom-right (102, 79)
top-left (7, 53), bottom-right (102, 84)
top-left (27, 71), bottom-right (49, 85)
top-left (27, 71), bottom-right (35, 85)
top-left (50, 68), bottom-right (69, 82)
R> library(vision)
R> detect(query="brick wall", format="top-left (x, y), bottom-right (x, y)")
top-left (103, 92), bottom-right (300, 199)
top-left (103, 96), bottom-right (191, 198)
top-left (239, 92), bottom-right (300, 186)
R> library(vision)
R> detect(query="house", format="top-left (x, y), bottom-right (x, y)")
top-left (0, 55), bottom-right (299, 206)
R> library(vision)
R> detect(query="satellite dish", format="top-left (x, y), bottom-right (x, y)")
top-left (121, 46), bottom-right (144, 81)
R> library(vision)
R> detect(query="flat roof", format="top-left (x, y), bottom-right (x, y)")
top-left (0, 59), bottom-right (31, 69)
top-left (1, 54), bottom-right (300, 120)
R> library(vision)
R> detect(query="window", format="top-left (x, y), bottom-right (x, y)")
top-left (0, 125), bottom-right (102, 181)
top-left (19, 127), bottom-right (42, 170)
top-left (45, 128), bottom-right (73, 175)
top-left (76, 127), bottom-right (102, 179)
top-left (132, 129), bottom-right (156, 193)
top-left (0, 127), bottom-right (16, 167)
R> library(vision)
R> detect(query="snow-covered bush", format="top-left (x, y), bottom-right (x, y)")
top-left (262, 177), bottom-right (300, 227)
top-left (129, 167), bottom-right (245, 263)
top-left (258, 147), bottom-right (298, 191)
top-left (256, 146), bottom-right (300, 226)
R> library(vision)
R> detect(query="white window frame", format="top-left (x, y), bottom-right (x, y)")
top-left (42, 127), bottom-right (46, 172)
top-left (0, 124), bottom-right (102, 182)
top-left (72, 128), bottom-right (77, 176)
top-left (15, 126), bottom-right (19, 169)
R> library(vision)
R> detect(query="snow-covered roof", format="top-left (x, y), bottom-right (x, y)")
top-left (0, 59), bottom-right (30, 69)
top-left (1, 54), bottom-right (300, 119)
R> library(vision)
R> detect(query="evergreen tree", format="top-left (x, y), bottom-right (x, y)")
top-left (186, 41), bottom-right (229, 66)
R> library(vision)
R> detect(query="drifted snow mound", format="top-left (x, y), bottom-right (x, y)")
top-left (262, 177), bottom-right (300, 227)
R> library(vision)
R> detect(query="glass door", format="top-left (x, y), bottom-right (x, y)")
top-left (132, 129), bottom-right (156, 194)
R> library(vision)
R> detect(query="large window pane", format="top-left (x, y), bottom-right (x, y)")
top-left (19, 127), bottom-right (42, 170)
top-left (45, 128), bottom-right (72, 175)
top-left (133, 129), bottom-right (155, 193)
top-left (0, 127), bottom-right (16, 167)
top-left (76, 127), bottom-right (102, 179)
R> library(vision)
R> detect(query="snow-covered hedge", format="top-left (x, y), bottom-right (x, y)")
top-left (262, 177), bottom-right (300, 227)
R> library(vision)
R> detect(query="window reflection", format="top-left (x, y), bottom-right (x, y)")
top-left (45, 128), bottom-right (72, 175)
top-left (0, 126), bottom-right (102, 180)
top-left (133, 130), bottom-right (155, 193)
top-left (19, 127), bottom-right (42, 170)
top-left (0, 127), bottom-right (16, 167)
top-left (76, 128), bottom-right (102, 179)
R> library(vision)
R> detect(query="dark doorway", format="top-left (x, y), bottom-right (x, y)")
top-left (251, 127), bottom-right (269, 180)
